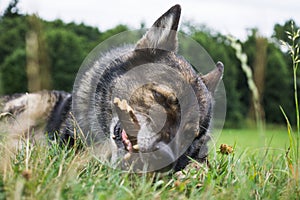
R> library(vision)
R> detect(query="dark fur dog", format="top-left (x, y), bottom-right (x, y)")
top-left (0, 5), bottom-right (223, 172)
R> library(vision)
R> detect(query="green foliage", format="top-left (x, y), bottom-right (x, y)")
top-left (1, 48), bottom-right (27, 93)
top-left (0, 15), bottom-right (28, 93)
top-left (189, 28), bottom-right (244, 127)
top-left (0, 15), bottom-right (27, 62)
top-left (273, 19), bottom-right (300, 45)
top-left (0, 10), bottom-right (129, 93)
top-left (46, 29), bottom-right (85, 91)
top-left (44, 19), bottom-right (102, 52)
top-left (264, 44), bottom-right (293, 123)
top-left (99, 24), bottom-right (128, 42)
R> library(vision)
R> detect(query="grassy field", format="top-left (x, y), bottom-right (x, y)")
top-left (0, 127), bottom-right (299, 200)
top-left (2, 19), bottom-right (299, 200)
top-left (217, 127), bottom-right (290, 153)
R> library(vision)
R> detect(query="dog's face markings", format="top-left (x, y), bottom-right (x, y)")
top-left (113, 83), bottom-right (180, 153)
top-left (112, 4), bottom-right (224, 170)
top-left (127, 83), bottom-right (181, 152)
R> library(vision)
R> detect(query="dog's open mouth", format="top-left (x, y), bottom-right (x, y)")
top-left (113, 97), bottom-right (175, 166)
top-left (121, 129), bottom-right (141, 152)
top-left (113, 98), bottom-right (140, 154)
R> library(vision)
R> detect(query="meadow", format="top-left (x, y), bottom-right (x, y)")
top-left (0, 126), bottom-right (298, 200)
top-left (1, 4), bottom-right (299, 199)
top-left (219, 128), bottom-right (290, 153)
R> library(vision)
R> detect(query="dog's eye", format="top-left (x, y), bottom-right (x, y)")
top-left (167, 96), bottom-right (178, 105)
top-left (152, 89), bottom-right (178, 106)
top-left (152, 90), bottom-right (164, 101)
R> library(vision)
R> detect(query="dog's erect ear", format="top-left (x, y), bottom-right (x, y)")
top-left (201, 62), bottom-right (224, 93)
top-left (135, 4), bottom-right (181, 52)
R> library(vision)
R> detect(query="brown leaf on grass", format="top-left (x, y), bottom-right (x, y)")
top-left (22, 169), bottom-right (32, 181)
top-left (220, 144), bottom-right (234, 155)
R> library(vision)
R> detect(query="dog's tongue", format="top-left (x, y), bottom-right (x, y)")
top-left (121, 129), bottom-right (133, 152)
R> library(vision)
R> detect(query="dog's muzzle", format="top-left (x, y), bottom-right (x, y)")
top-left (112, 120), bottom-right (176, 171)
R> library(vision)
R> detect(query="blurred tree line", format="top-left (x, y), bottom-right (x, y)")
top-left (0, 0), bottom-right (299, 127)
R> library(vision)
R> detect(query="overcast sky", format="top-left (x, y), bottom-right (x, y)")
top-left (1, 0), bottom-right (299, 40)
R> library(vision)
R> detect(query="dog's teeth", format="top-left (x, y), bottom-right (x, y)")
top-left (133, 144), bottom-right (139, 150)
top-left (124, 153), bottom-right (131, 160)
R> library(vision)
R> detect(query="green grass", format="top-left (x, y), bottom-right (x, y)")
top-left (216, 128), bottom-right (290, 153)
top-left (0, 128), bottom-right (299, 200)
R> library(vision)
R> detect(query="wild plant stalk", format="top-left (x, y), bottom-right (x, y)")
top-left (290, 25), bottom-right (300, 166)
top-left (228, 36), bottom-right (264, 133)
top-left (280, 21), bottom-right (300, 183)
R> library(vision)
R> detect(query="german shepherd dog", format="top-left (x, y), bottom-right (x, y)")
top-left (0, 5), bottom-right (223, 172)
